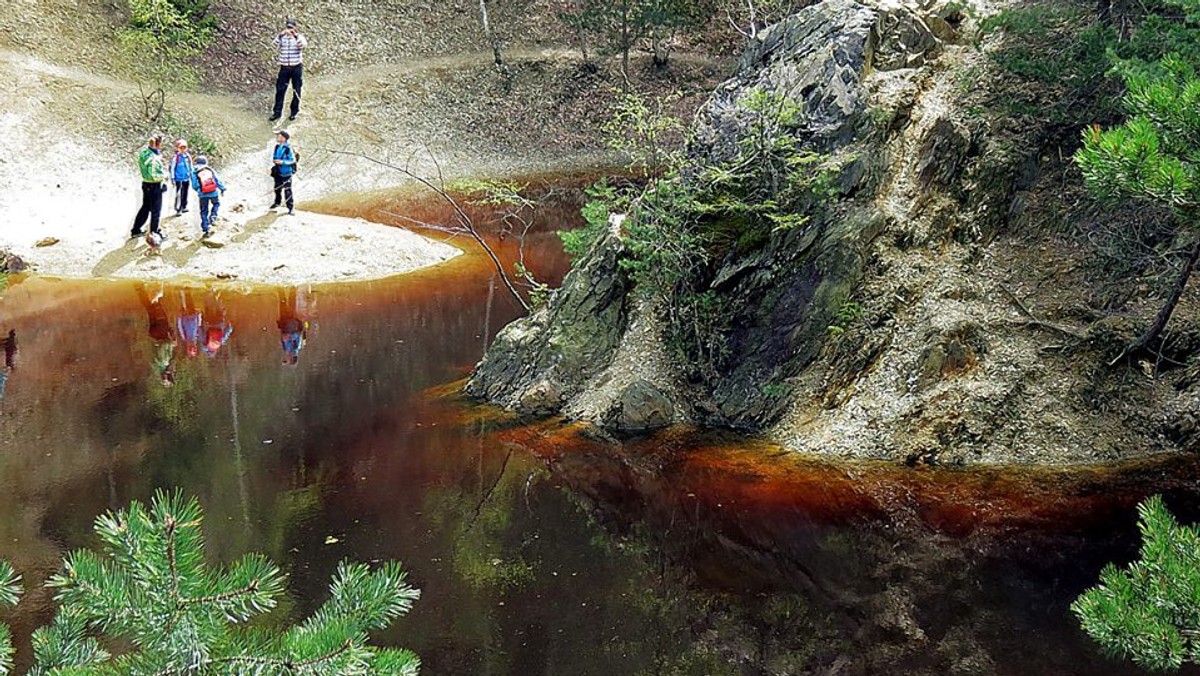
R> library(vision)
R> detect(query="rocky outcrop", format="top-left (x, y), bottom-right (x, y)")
top-left (465, 229), bottom-right (630, 414)
top-left (468, 0), bottom-right (947, 431)
top-left (469, 0), bottom-right (1189, 464)
top-left (470, 0), bottom-right (904, 429)
top-left (606, 379), bottom-right (675, 431)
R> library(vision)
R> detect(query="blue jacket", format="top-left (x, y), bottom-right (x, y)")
top-left (171, 152), bottom-right (193, 182)
top-left (191, 166), bottom-right (226, 197)
top-left (273, 143), bottom-right (296, 177)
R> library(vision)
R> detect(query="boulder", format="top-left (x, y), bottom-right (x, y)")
top-left (606, 380), bottom-right (675, 432)
top-left (0, 251), bottom-right (26, 274)
top-left (911, 322), bottom-right (988, 391)
top-left (915, 117), bottom-right (971, 190)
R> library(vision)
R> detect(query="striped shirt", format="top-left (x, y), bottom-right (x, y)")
top-left (274, 32), bottom-right (307, 66)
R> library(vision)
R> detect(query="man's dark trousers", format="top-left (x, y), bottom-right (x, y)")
top-left (274, 65), bottom-right (303, 118)
top-left (272, 174), bottom-right (294, 211)
top-left (132, 182), bottom-right (164, 235)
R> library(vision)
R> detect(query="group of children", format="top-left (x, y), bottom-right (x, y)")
top-left (167, 140), bottom-right (227, 238)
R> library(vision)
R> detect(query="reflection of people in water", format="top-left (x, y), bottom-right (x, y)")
top-left (277, 285), bottom-right (314, 365)
top-left (0, 330), bottom-right (15, 400)
top-left (176, 288), bottom-right (202, 358)
top-left (137, 284), bottom-right (176, 386)
top-left (201, 289), bottom-right (234, 358)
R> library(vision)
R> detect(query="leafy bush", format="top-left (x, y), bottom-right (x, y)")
top-left (160, 111), bottom-right (220, 160)
top-left (560, 180), bottom-right (626, 260)
top-left (117, 0), bottom-right (215, 121)
top-left (602, 91), bottom-right (684, 178)
top-left (572, 87), bottom-right (838, 379)
top-left (558, 0), bottom-right (713, 76)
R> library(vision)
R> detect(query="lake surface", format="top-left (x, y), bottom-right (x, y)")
top-left (0, 178), bottom-right (1196, 674)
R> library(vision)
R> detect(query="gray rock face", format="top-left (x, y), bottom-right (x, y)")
top-left (915, 117), bottom-right (971, 191)
top-left (709, 207), bottom-right (887, 425)
top-left (872, 8), bottom-right (941, 70)
top-left (693, 0), bottom-right (878, 158)
top-left (465, 230), bottom-right (630, 415)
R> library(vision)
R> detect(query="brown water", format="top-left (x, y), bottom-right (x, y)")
top-left (0, 178), bottom-right (1196, 674)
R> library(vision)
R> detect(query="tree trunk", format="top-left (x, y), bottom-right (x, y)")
top-left (478, 0), bottom-right (504, 70)
top-left (1118, 234), bottom-right (1200, 362)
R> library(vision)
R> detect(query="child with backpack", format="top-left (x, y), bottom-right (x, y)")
top-left (270, 130), bottom-right (298, 215)
top-left (170, 139), bottom-right (193, 215)
top-left (190, 156), bottom-right (226, 237)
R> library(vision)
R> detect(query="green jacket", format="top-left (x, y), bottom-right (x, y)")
top-left (137, 146), bottom-right (167, 183)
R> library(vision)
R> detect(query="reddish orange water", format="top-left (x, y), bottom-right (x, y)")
top-left (0, 176), bottom-right (1188, 674)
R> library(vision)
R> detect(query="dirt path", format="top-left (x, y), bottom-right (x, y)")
top-left (0, 45), bottom-right (651, 284)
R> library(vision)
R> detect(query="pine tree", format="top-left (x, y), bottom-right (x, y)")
top-left (1071, 495), bottom-right (1200, 671)
top-left (1076, 48), bottom-right (1200, 360)
top-left (0, 490), bottom-right (420, 675)
top-left (0, 562), bottom-right (20, 674)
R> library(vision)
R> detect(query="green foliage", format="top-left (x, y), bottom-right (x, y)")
top-left (422, 454), bottom-right (542, 592)
top-left (558, 0), bottom-right (711, 75)
top-left (1122, 0), bottom-right (1200, 69)
top-left (560, 180), bottom-right (626, 260)
top-left (578, 87), bottom-right (838, 379)
top-left (4, 489), bottom-right (420, 675)
top-left (513, 261), bottom-right (552, 308)
top-left (980, 0), bottom-right (1200, 127)
top-left (977, 3), bottom-right (1118, 125)
top-left (0, 562), bottom-right (20, 674)
top-left (117, 0), bottom-right (215, 122)
top-left (1077, 55), bottom-right (1200, 208)
top-left (161, 111), bottom-right (220, 160)
top-left (454, 179), bottom-right (552, 304)
top-left (1071, 2), bottom-right (1200, 354)
top-left (760, 382), bottom-right (790, 398)
top-left (163, 0), bottom-right (216, 31)
top-left (826, 301), bottom-right (864, 336)
top-left (452, 179), bottom-right (531, 210)
top-left (1072, 495), bottom-right (1200, 671)
top-left (602, 91), bottom-right (684, 177)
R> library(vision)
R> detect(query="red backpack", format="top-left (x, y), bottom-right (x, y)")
top-left (196, 167), bottom-right (217, 193)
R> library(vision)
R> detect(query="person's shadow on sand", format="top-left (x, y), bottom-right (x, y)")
top-left (89, 211), bottom-right (287, 277)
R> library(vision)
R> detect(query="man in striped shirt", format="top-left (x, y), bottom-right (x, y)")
top-left (270, 18), bottom-right (308, 122)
